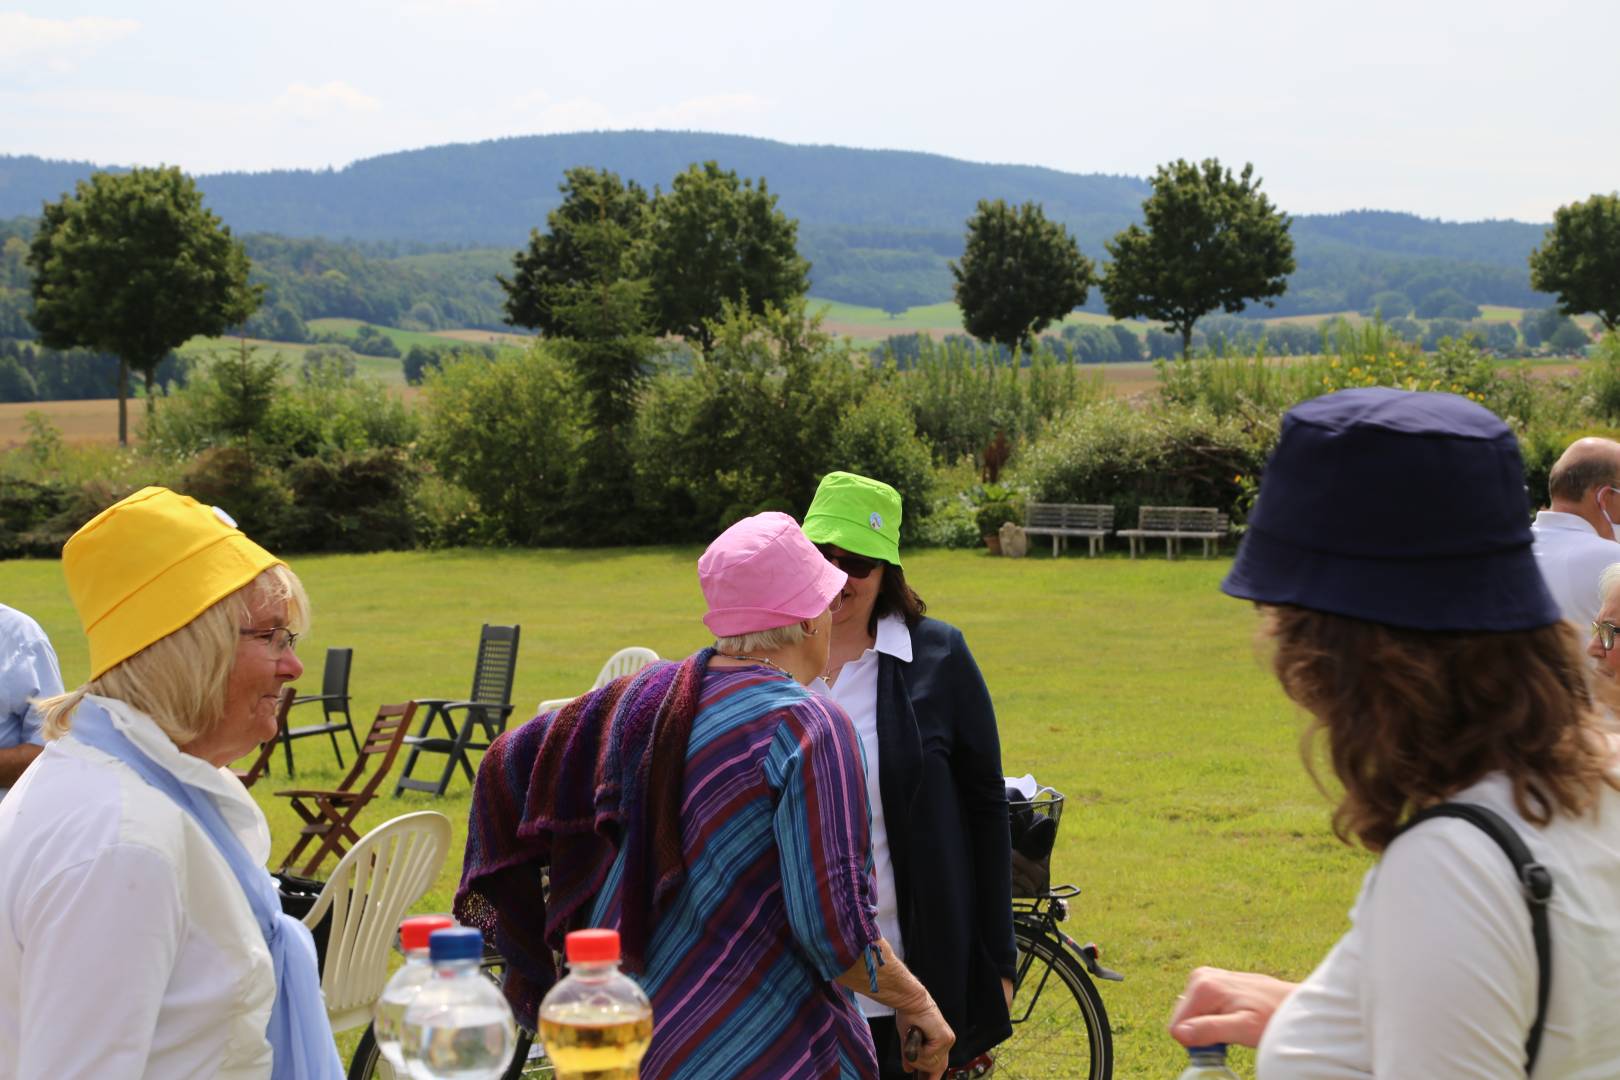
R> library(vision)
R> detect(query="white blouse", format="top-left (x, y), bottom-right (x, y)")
top-left (0, 696), bottom-right (277, 1078)
top-left (811, 614), bottom-right (912, 1019)
top-left (1258, 770), bottom-right (1620, 1079)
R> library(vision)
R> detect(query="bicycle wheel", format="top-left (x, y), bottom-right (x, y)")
top-left (346, 1022), bottom-right (549, 1079)
top-left (995, 924), bottom-right (1113, 1080)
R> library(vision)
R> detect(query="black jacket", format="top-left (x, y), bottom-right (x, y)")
top-left (874, 617), bottom-right (1016, 1068)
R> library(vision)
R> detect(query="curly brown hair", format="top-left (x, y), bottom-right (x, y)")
top-left (1263, 604), bottom-right (1618, 853)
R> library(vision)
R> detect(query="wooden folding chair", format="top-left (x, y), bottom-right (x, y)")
top-left (232, 686), bottom-right (294, 789)
top-left (273, 701), bottom-right (417, 876)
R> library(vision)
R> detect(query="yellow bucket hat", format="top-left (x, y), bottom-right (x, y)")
top-left (63, 486), bottom-right (284, 680)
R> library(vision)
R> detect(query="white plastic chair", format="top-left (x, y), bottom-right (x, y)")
top-left (303, 810), bottom-right (453, 1033)
top-left (536, 646), bottom-right (660, 714)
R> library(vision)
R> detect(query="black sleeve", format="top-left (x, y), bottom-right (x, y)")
top-left (946, 626), bottom-right (1017, 978)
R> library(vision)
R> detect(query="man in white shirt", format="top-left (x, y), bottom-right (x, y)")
top-left (0, 604), bottom-right (63, 802)
top-left (1530, 437), bottom-right (1620, 631)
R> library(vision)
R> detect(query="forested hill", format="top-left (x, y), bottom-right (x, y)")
top-left (0, 132), bottom-right (1555, 315)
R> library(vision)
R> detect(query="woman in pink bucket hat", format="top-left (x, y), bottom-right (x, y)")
top-left (457, 512), bottom-right (955, 1079)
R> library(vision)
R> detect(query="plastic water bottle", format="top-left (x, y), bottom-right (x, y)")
top-left (1177, 1043), bottom-right (1240, 1078)
top-left (538, 929), bottom-right (653, 1080)
top-left (400, 926), bottom-right (517, 1079)
top-left (373, 915), bottom-right (455, 1072)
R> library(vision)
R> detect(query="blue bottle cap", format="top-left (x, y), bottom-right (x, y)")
top-left (1189, 1043), bottom-right (1227, 1055)
top-left (429, 926), bottom-right (484, 962)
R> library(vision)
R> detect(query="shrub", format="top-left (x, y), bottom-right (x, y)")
top-left (630, 303), bottom-right (891, 539)
top-left (418, 345), bottom-right (580, 546)
top-left (914, 496), bottom-right (981, 549)
top-left (828, 383), bottom-right (936, 543)
top-left (300, 344), bottom-right (357, 381)
top-left (973, 485), bottom-right (1024, 535)
top-left (175, 447), bottom-right (294, 545)
top-left (276, 449), bottom-right (421, 553)
top-left (1017, 401), bottom-right (1268, 525)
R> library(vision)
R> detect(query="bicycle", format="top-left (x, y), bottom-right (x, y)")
top-left (994, 787), bottom-right (1121, 1080)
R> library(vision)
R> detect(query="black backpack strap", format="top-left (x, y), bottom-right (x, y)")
top-left (1395, 803), bottom-right (1554, 1075)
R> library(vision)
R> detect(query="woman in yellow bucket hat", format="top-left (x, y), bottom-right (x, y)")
top-left (0, 487), bottom-right (343, 1078)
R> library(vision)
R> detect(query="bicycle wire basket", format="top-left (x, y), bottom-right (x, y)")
top-left (1007, 786), bottom-right (1064, 898)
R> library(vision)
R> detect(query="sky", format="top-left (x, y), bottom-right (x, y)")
top-left (2, 0), bottom-right (1616, 223)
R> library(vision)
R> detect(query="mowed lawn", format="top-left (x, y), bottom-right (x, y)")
top-left (0, 549), bottom-right (1368, 1078)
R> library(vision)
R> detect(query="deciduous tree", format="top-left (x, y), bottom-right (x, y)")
top-left (1529, 193), bottom-right (1620, 333)
top-left (500, 166), bottom-right (650, 336)
top-left (27, 167), bottom-right (260, 444)
top-left (950, 200), bottom-right (1093, 354)
top-left (1101, 159), bottom-right (1294, 359)
top-left (643, 162), bottom-right (810, 353)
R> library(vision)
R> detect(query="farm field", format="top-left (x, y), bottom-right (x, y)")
top-left (0, 548), bottom-right (1369, 1078)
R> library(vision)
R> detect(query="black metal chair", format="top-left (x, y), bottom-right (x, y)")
top-left (394, 624), bottom-right (520, 797)
top-left (280, 647), bottom-right (360, 776)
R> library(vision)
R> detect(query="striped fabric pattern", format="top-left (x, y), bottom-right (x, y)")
top-left (590, 664), bottom-right (883, 1080)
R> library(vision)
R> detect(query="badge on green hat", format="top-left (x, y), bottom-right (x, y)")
top-left (803, 471), bottom-right (902, 566)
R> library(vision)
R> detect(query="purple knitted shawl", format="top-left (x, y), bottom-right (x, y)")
top-left (452, 648), bottom-right (710, 1025)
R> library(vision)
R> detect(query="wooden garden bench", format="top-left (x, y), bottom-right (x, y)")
top-left (1022, 502), bottom-right (1116, 557)
top-left (1117, 506), bottom-right (1230, 559)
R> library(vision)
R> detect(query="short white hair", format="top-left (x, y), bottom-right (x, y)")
top-left (1600, 563), bottom-right (1620, 609)
top-left (715, 621), bottom-right (807, 655)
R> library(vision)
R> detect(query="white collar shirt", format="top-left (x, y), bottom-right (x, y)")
top-left (811, 614), bottom-right (912, 1019)
top-left (0, 695), bottom-right (276, 1078)
top-left (1531, 511), bottom-right (1620, 631)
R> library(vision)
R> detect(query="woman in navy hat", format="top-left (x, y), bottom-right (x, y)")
top-left (1169, 389), bottom-right (1620, 1077)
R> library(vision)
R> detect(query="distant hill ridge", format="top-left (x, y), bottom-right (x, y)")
top-left (0, 132), bottom-right (1555, 314)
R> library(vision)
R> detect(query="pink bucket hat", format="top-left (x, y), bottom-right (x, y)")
top-left (699, 512), bottom-right (848, 637)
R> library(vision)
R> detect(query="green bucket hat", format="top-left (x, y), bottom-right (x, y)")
top-left (803, 471), bottom-right (903, 566)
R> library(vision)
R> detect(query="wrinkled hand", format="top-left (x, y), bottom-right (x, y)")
top-left (894, 994), bottom-right (955, 1079)
top-left (1168, 967), bottom-right (1297, 1049)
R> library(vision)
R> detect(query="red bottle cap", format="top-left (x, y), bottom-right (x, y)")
top-left (399, 915), bottom-right (456, 952)
top-left (565, 928), bottom-right (621, 964)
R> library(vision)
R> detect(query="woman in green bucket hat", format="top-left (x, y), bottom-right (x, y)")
top-left (803, 471), bottom-right (1015, 1080)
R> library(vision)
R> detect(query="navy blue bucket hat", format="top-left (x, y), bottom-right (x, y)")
top-left (1222, 387), bottom-right (1560, 631)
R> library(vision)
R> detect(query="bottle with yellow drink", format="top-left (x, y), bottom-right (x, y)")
top-left (538, 929), bottom-right (653, 1080)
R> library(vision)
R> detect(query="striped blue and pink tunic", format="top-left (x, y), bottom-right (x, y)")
top-left (589, 663), bottom-right (883, 1079)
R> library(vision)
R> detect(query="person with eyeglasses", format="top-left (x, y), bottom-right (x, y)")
top-left (801, 472), bottom-right (1016, 1080)
top-left (1586, 563), bottom-right (1620, 681)
top-left (1530, 436), bottom-right (1620, 631)
top-left (0, 487), bottom-right (343, 1078)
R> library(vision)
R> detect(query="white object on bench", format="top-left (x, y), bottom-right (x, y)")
top-left (1116, 506), bottom-right (1230, 559)
top-left (1022, 502), bottom-right (1116, 557)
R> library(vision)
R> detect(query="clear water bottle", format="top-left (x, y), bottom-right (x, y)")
top-left (1177, 1043), bottom-right (1240, 1079)
top-left (373, 915), bottom-right (455, 1072)
top-left (400, 926), bottom-right (517, 1080)
top-left (538, 929), bottom-right (653, 1080)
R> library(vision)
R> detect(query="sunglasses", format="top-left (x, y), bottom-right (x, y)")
top-left (1593, 620), bottom-right (1620, 652)
top-left (815, 544), bottom-right (883, 580)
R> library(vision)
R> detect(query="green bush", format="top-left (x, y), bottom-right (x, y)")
top-left (175, 447), bottom-right (295, 546)
top-left (631, 304), bottom-right (935, 539)
top-left (973, 485), bottom-right (1024, 535)
top-left (418, 345), bottom-right (580, 546)
top-left (914, 496), bottom-right (981, 549)
top-left (276, 449), bottom-right (421, 553)
top-left (1018, 401), bottom-right (1268, 524)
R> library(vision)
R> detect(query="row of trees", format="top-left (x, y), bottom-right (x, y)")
top-left (950, 158), bottom-right (1296, 358)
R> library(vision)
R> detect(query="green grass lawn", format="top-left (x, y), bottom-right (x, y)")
top-left (0, 549), bottom-right (1367, 1078)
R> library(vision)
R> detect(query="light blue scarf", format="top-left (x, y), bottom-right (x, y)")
top-left (73, 700), bottom-right (344, 1079)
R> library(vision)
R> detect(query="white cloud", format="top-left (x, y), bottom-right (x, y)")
top-left (0, 12), bottom-right (139, 73)
top-left (272, 81), bottom-right (382, 121)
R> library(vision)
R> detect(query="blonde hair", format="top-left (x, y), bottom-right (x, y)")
top-left (1599, 562), bottom-right (1620, 608)
top-left (715, 621), bottom-right (808, 655)
top-left (41, 564), bottom-right (310, 745)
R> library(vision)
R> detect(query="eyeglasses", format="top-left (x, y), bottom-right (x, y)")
top-left (828, 593), bottom-right (845, 615)
top-left (240, 626), bottom-right (298, 656)
top-left (1592, 621), bottom-right (1620, 652)
top-left (815, 544), bottom-right (882, 580)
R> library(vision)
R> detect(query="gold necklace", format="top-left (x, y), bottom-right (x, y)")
top-left (720, 653), bottom-right (794, 679)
